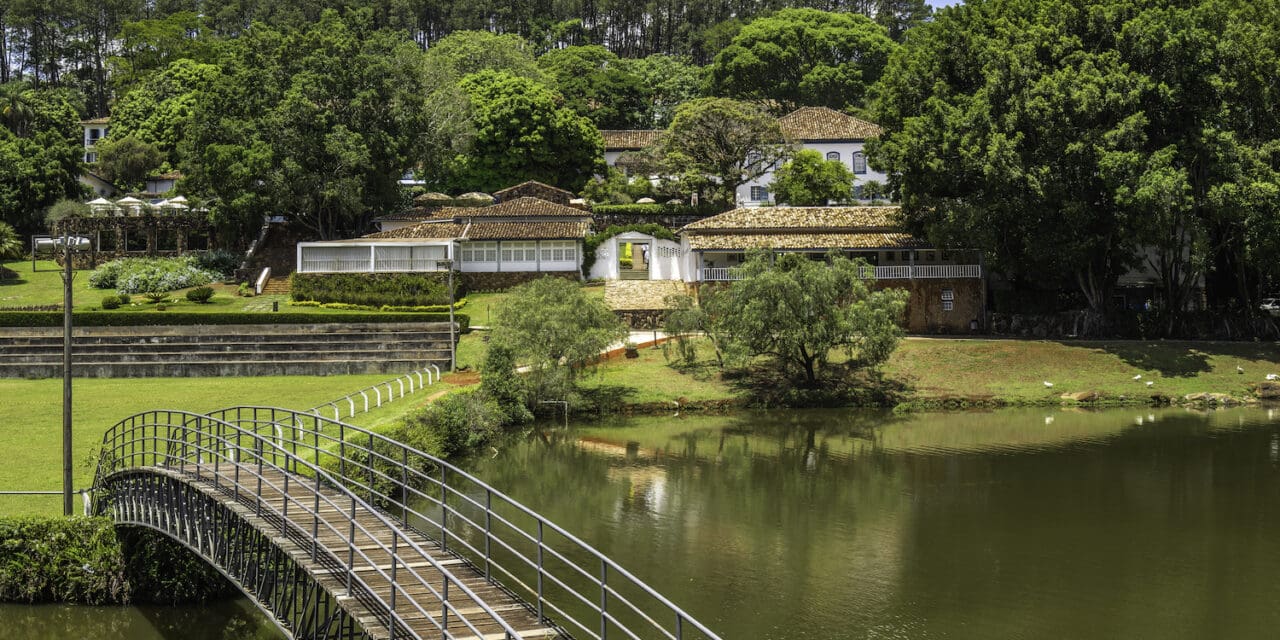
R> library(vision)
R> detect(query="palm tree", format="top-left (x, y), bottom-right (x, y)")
top-left (0, 81), bottom-right (36, 137)
top-left (0, 221), bottom-right (24, 260)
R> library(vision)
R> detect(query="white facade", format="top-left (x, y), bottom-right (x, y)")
top-left (737, 141), bottom-right (888, 206)
top-left (457, 240), bottom-right (581, 273)
top-left (297, 239), bottom-right (582, 275)
top-left (82, 122), bottom-right (108, 163)
top-left (588, 232), bottom-right (686, 280)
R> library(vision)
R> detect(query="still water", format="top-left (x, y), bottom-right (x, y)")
top-left (6, 407), bottom-right (1279, 639)
top-left (465, 407), bottom-right (1280, 640)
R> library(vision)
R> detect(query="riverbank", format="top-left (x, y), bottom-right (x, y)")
top-left (560, 336), bottom-right (1280, 413)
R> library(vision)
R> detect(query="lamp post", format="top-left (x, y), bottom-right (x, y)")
top-left (58, 230), bottom-right (81, 516)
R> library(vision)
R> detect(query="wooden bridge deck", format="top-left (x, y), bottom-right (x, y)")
top-left (147, 462), bottom-right (561, 640)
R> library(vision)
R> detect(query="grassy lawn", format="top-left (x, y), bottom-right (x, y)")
top-left (0, 373), bottom-right (410, 517)
top-left (884, 338), bottom-right (1280, 403)
top-left (579, 340), bottom-right (738, 405)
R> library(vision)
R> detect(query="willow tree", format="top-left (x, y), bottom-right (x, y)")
top-left (707, 251), bottom-right (907, 386)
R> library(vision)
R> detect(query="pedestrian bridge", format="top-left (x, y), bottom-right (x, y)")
top-left (91, 406), bottom-right (721, 640)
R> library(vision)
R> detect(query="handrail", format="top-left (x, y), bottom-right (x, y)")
top-left (91, 409), bottom-right (526, 640)
top-left (206, 406), bottom-right (724, 640)
top-left (254, 266), bottom-right (272, 295)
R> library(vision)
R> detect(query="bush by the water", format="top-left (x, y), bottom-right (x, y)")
top-left (88, 256), bottom-right (222, 294)
top-left (291, 272), bottom-right (461, 307)
top-left (185, 286), bottom-right (214, 303)
top-left (0, 517), bottom-right (128, 605)
top-left (397, 391), bottom-right (508, 458)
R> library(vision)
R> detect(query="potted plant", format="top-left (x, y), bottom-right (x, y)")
top-left (623, 340), bottom-right (639, 358)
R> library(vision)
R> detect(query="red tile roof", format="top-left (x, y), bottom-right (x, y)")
top-left (778, 107), bottom-right (882, 141)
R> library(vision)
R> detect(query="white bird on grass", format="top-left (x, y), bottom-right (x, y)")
top-left (1238, 366), bottom-right (1246, 374)
top-left (1133, 374), bottom-right (1143, 381)
top-left (1267, 373), bottom-right (1279, 381)
top-left (1146, 381), bottom-right (1154, 387)
top-left (1044, 381), bottom-right (1054, 388)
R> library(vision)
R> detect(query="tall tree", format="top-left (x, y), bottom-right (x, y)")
top-left (537, 45), bottom-right (652, 129)
top-left (770, 149), bottom-right (856, 206)
top-left (710, 9), bottom-right (897, 115)
top-left (661, 97), bottom-right (789, 205)
top-left (111, 58), bottom-right (221, 163)
top-left (446, 69), bottom-right (604, 193)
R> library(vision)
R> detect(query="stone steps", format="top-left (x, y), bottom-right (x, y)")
top-left (0, 322), bottom-right (456, 378)
top-left (260, 276), bottom-right (291, 295)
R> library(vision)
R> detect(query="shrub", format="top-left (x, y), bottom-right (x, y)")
top-left (88, 257), bottom-right (221, 294)
top-left (398, 391), bottom-right (507, 458)
top-left (143, 291), bottom-right (168, 304)
top-left (185, 286), bottom-right (214, 303)
top-left (237, 282), bottom-right (253, 297)
top-left (0, 517), bottom-right (129, 605)
top-left (155, 303), bottom-right (167, 311)
top-left (191, 250), bottom-right (241, 278)
top-left (100, 295), bottom-right (122, 310)
top-left (291, 273), bottom-right (462, 307)
top-left (117, 293), bottom-right (131, 305)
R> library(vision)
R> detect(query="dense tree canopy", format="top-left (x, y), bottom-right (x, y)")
top-left (710, 9), bottom-right (897, 115)
top-left (706, 251), bottom-right (908, 385)
top-left (870, 0), bottom-right (1280, 317)
top-left (537, 45), bottom-right (651, 129)
top-left (661, 98), bottom-right (789, 205)
top-left (110, 58), bottom-right (222, 164)
top-left (447, 70), bottom-right (604, 193)
top-left (770, 149), bottom-right (857, 205)
top-left (0, 83), bottom-right (84, 234)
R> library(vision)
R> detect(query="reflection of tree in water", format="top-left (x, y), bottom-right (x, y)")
top-left (0, 599), bottom-right (283, 640)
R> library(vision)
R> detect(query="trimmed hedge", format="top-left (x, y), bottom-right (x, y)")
top-left (291, 272), bottom-right (462, 307)
top-left (592, 203), bottom-right (726, 217)
top-left (0, 311), bottom-right (470, 330)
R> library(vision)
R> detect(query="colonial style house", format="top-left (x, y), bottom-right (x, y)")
top-left (591, 205), bottom-right (984, 332)
top-left (81, 116), bottom-right (110, 163)
top-left (297, 197), bottom-right (589, 289)
top-left (599, 106), bottom-right (888, 206)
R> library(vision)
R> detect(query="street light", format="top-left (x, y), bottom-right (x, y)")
top-left (54, 229), bottom-right (90, 516)
top-left (440, 259), bottom-right (456, 372)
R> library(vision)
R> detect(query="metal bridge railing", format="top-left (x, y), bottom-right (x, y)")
top-left (206, 406), bottom-right (724, 640)
top-left (91, 409), bottom-right (527, 640)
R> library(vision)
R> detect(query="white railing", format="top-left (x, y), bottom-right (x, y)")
top-left (371, 258), bottom-right (445, 272)
top-left (299, 258), bottom-right (374, 273)
top-left (700, 267), bottom-right (744, 281)
top-left (254, 267), bottom-right (271, 295)
top-left (307, 365), bottom-right (442, 421)
top-left (699, 264), bottom-right (981, 281)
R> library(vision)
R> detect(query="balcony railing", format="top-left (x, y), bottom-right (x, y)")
top-left (699, 264), bottom-right (981, 281)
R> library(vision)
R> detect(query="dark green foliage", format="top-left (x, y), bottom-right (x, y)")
top-left (100, 295), bottom-right (121, 309)
top-left (290, 273), bottom-right (460, 307)
top-left (185, 286), bottom-right (214, 303)
top-left (0, 311), bottom-right (469, 328)
top-left (0, 221), bottom-right (23, 259)
top-left (710, 9), bottom-right (897, 115)
top-left (117, 528), bottom-right (235, 604)
top-left (117, 294), bottom-right (131, 305)
top-left (538, 45), bottom-right (652, 129)
top-left (480, 344), bottom-right (534, 424)
top-left (399, 391), bottom-right (508, 458)
top-left (770, 149), bottom-right (856, 205)
top-left (0, 517), bottom-right (129, 605)
top-left (661, 292), bottom-right (705, 366)
top-left (191, 250), bottom-right (241, 278)
top-left (583, 223), bottom-right (678, 274)
top-left (93, 135), bottom-right (165, 191)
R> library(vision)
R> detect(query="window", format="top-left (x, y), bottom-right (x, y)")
top-left (540, 241), bottom-right (577, 263)
top-left (125, 231), bottom-right (148, 252)
top-left (750, 186), bottom-right (769, 201)
top-left (186, 232), bottom-right (209, 251)
top-left (852, 152), bottom-right (867, 174)
top-left (826, 151), bottom-right (840, 161)
top-left (89, 129), bottom-right (100, 141)
top-left (942, 288), bottom-right (954, 312)
top-left (156, 230), bottom-right (179, 251)
top-left (461, 242), bottom-right (497, 263)
top-left (901, 250), bottom-right (911, 261)
top-left (85, 152), bottom-right (97, 163)
top-left (500, 241), bottom-right (537, 263)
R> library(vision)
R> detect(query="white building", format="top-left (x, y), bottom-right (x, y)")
top-left (297, 197), bottom-right (589, 279)
top-left (81, 116), bottom-right (110, 163)
top-left (599, 107), bottom-right (889, 206)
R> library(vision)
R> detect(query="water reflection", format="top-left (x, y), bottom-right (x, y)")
top-left (0, 599), bottom-right (283, 640)
top-left (467, 407), bottom-right (1280, 640)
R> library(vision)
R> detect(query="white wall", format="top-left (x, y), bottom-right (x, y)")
top-left (737, 141), bottom-right (889, 206)
top-left (588, 232), bottom-right (686, 281)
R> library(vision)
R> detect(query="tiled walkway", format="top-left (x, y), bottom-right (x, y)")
top-left (604, 280), bottom-right (689, 310)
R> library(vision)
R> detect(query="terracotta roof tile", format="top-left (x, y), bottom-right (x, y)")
top-left (681, 206), bottom-right (901, 232)
top-left (493, 180), bottom-right (575, 201)
top-left (81, 116), bottom-right (111, 125)
top-left (361, 222), bottom-right (465, 240)
top-left (464, 221), bottom-right (589, 240)
top-left (600, 130), bottom-right (663, 150)
top-left (373, 207), bottom-right (447, 223)
top-left (455, 197), bottom-right (591, 219)
top-left (686, 232), bottom-right (928, 251)
top-left (778, 107), bottom-right (882, 141)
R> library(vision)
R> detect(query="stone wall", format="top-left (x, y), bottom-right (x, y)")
top-left (873, 278), bottom-right (985, 334)
top-left (614, 309), bottom-right (666, 329)
top-left (459, 271), bottom-right (580, 292)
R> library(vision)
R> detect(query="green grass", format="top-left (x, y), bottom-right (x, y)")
top-left (579, 340), bottom-right (738, 405)
top-left (883, 338), bottom-right (1280, 404)
top-left (0, 373), bottom-right (415, 517)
